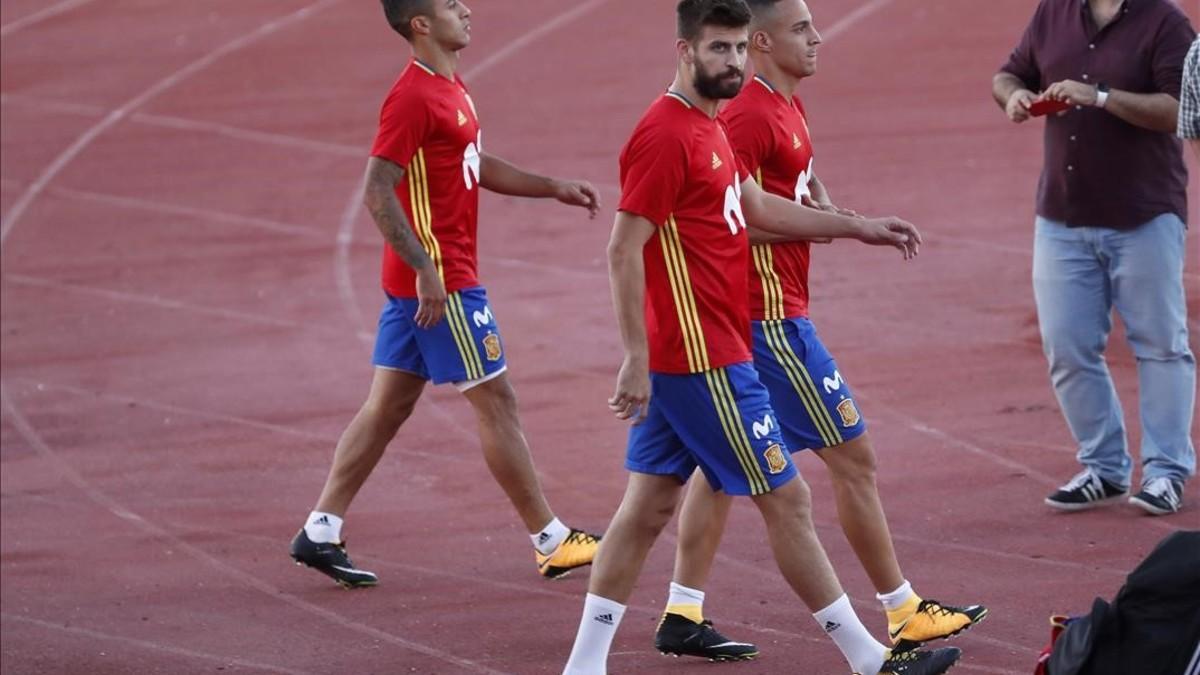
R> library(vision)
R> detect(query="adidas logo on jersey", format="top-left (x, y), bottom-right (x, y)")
top-left (594, 613), bottom-right (614, 626)
top-left (711, 152), bottom-right (723, 170)
top-left (457, 109), bottom-right (468, 126)
top-left (793, 132), bottom-right (803, 150)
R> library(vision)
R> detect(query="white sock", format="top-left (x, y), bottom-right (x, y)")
top-left (532, 517), bottom-right (571, 555)
top-left (813, 594), bottom-right (888, 675)
top-left (304, 511), bottom-right (343, 544)
top-left (667, 581), bottom-right (705, 607)
top-left (877, 580), bottom-right (914, 612)
top-left (563, 593), bottom-right (626, 675)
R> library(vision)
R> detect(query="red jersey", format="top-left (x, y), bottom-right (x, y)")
top-left (618, 92), bottom-right (752, 375)
top-left (370, 59), bottom-right (482, 298)
top-left (721, 75), bottom-right (815, 321)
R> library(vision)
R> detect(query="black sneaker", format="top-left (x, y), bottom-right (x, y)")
top-left (1129, 477), bottom-right (1184, 515)
top-left (289, 529), bottom-right (378, 588)
top-left (654, 613), bottom-right (758, 662)
top-left (871, 646), bottom-right (962, 674)
top-left (1044, 469), bottom-right (1127, 511)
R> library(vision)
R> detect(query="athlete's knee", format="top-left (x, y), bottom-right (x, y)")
top-left (753, 477), bottom-right (814, 523)
top-left (467, 375), bottom-right (520, 421)
top-left (822, 436), bottom-right (879, 488)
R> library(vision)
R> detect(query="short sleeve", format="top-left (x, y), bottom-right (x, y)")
top-left (1150, 14), bottom-right (1197, 99)
top-left (370, 89), bottom-right (432, 169)
top-left (722, 107), bottom-right (775, 180)
top-left (1179, 38), bottom-right (1200, 139)
top-left (618, 124), bottom-right (689, 227)
top-left (998, 0), bottom-right (1046, 91)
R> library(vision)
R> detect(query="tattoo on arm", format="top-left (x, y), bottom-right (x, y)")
top-left (363, 157), bottom-right (433, 271)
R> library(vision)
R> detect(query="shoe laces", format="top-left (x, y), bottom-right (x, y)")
top-left (1141, 477), bottom-right (1177, 499)
top-left (1063, 469), bottom-right (1099, 491)
top-left (565, 530), bottom-right (600, 546)
top-left (917, 600), bottom-right (960, 618)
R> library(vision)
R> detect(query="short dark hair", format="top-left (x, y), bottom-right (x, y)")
top-left (676, 0), bottom-right (753, 42)
top-left (380, 0), bottom-right (433, 40)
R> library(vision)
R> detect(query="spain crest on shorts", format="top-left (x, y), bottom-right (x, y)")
top-left (836, 398), bottom-right (860, 427)
top-left (763, 443), bottom-right (788, 475)
top-left (482, 332), bottom-right (502, 362)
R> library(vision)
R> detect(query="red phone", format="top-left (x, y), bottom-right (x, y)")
top-left (1028, 99), bottom-right (1072, 117)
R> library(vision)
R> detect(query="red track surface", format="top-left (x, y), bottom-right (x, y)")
top-left (2, 1), bottom-right (1198, 673)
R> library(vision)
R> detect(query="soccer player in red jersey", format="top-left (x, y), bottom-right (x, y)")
top-left (564, 2), bottom-right (958, 674)
top-left (289, 0), bottom-right (601, 588)
top-left (652, 0), bottom-right (987, 661)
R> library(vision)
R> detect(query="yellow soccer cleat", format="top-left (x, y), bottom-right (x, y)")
top-left (535, 528), bottom-right (600, 579)
top-left (888, 597), bottom-right (988, 650)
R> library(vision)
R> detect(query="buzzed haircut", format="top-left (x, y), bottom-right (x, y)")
top-left (676, 0), bottom-right (753, 42)
top-left (743, 0), bottom-right (784, 12)
top-left (380, 0), bottom-right (433, 40)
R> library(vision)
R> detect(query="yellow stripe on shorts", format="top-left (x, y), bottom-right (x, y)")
top-left (704, 368), bottom-right (769, 495)
top-left (762, 320), bottom-right (842, 446)
top-left (445, 293), bottom-right (483, 380)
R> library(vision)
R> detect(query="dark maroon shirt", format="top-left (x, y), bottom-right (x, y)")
top-left (1001, 0), bottom-right (1194, 229)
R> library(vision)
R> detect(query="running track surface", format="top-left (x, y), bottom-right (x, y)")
top-left (2, 1), bottom-right (1198, 673)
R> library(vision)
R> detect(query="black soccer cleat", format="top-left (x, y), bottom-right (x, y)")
top-left (289, 529), bottom-right (378, 588)
top-left (654, 613), bottom-right (759, 662)
top-left (871, 646), bottom-right (962, 675)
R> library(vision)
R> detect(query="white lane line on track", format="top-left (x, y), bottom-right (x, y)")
top-left (0, 0), bottom-right (97, 37)
top-left (46, 185), bottom-right (322, 236)
top-left (9, 378), bottom-right (477, 466)
top-left (0, 93), bottom-right (363, 158)
top-left (822, 0), bottom-right (896, 40)
top-left (4, 273), bottom-right (309, 330)
top-left (0, 382), bottom-right (507, 674)
top-left (0, 614), bottom-right (319, 675)
top-left (0, 0), bottom-right (342, 245)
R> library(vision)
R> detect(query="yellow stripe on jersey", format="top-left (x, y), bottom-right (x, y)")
top-left (752, 244), bottom-right (786, 321)
top-left (659, 216), bottom-right (710, 373)
top-left (445, 293), bottom-right (484, 380)
top-left (704, 368), bottom-right (769, 495)
top-left (407, 149), bottom-right (444, 280)
top-left (761, 320), bottom-right (842, 446)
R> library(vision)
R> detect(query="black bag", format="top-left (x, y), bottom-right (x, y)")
top-left (1048, 530), bottom-right (1200, 675)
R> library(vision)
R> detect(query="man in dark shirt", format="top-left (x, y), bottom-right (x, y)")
top-left (992, 0), bottom-right (1196, 516)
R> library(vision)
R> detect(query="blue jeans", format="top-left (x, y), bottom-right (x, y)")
top-left (1033, 213), bottom-right (1196, 487)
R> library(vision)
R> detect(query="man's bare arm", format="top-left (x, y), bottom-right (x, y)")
top-left (1040, 80), bottom-right (1179, 132)
top-left (993, 72), bottom-right (1036, 123)
top-left (363, 156), bottom-right (446, 327)
top-left (739, 177), bottom-right (920, 259)
top-left (479, 153), bottom-right (601, 217)
top-left (607, 212), bottom-right (656, 423)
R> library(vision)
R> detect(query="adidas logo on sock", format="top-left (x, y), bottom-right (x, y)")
top-left (313, 515), bottom-right (330, 526)
top-left (594, 613), bottom-right (614, 626)
top-left (823, 620), bottom-right (841, 633)
top-left (537, 532), bottom-right (552, 544)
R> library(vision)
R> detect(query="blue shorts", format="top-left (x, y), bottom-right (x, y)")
top-left (751, 317), bottom-right (867, 452)
top-left (625, 362), bottom-right (799, 496)
top-left (371, 286), bottom-right (507, 385)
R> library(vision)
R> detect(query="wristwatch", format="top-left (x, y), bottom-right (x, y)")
top-left (1095, 82), bottom-right (1110, 108)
